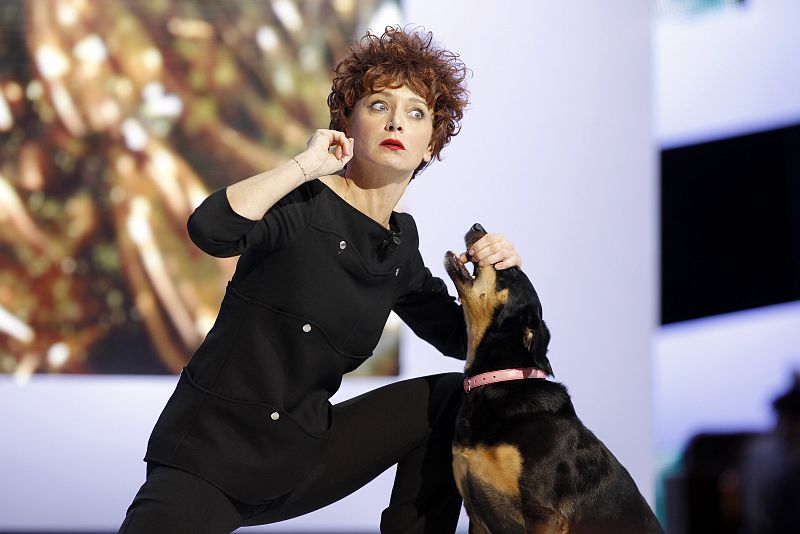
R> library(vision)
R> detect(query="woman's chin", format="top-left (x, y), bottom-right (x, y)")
top-left (350, 156), bottom-right (420, 180)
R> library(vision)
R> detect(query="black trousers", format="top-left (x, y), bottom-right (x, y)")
top-left (119, 372), bottom-right (464, 534)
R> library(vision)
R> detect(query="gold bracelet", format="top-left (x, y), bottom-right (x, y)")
top-left (292, 157), bottom-right (309, 182)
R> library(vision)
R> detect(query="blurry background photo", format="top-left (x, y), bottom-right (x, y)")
top-left (0, 0), bottom-right (401, 379)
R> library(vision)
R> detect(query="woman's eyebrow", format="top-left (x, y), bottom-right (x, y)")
top-left (408, 97), bottom-right (429, 107)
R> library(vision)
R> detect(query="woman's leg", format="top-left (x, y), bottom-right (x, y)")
top-left (118, 464), bottom-right (249, 534)
top-left (243, 372), bottom-right (464, 534)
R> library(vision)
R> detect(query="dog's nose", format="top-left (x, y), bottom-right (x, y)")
top-left (471, 223), bottom-right (485, 233)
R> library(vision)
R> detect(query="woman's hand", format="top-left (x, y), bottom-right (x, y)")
top-left (459, 233), bottom-right (522, 270)
top-left (294, 129), bottom-right (355, 181)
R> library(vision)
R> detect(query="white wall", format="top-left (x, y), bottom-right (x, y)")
top-left (655, 301), bottom-right (800, 455)
top-left (0, 2), bottom-right (656, 531)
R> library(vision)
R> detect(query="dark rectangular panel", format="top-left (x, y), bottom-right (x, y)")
top-left (660, 124), bottom-right (800, 324)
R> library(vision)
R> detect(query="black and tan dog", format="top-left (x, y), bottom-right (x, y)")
top-left (445, 224), bottom-right (664, 534)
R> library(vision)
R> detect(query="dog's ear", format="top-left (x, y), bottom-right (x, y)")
top-left (524, 308), bottom-right (553, 377)
top-left (496, 283), bottom-right (536, 328)
top-left (511, 302), bottom-right (543, 344)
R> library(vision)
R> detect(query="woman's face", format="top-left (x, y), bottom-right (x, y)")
top-left (345, 84), bottom-right (434, 177)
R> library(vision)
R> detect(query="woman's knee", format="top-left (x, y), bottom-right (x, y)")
top-left (118, 466), bottom-right (244, 534)
top-left (423, 372), bottom-right (464, 429)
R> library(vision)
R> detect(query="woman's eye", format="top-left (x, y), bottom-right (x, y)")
top-left (410, 109), bottom-right (425, 120)
top-left (370, 101), bottom-right (387, 112)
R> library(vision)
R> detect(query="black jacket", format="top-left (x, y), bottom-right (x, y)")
top-left (144, 181), bottom-right (467, 503)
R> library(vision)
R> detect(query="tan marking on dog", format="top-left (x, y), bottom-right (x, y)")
top-left (523, 327), bottom-right (535, 351)
top-left (452, 446), bottom-right (468, 498)
top-left (452, 443), bottom-right (523, 498)
top-left (454, 265), bottom-right (509, 369)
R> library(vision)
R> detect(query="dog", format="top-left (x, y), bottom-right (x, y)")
top-left (444, 223), bottom-right (664, 534)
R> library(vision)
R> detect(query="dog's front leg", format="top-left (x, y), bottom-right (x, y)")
top-left (468, 519), bottom-right (492, 534)
top-left (526, 511), bottom-right (569, 534)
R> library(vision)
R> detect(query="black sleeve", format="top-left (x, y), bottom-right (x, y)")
top-left (393, 217), bottom-right (467, 359)
top-left (187, 183), bottom-right (316, 257)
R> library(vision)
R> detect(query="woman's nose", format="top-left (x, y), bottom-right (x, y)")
top-left (387, 116), bottom-right (403, 131)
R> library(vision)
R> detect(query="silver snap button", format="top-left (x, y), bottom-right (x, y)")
top-left (270, 411), bottom-right (280, 421)
top-left (339, 240), bottom-right (346, 250)
top-left (302, 323), bottom-right (311, 333)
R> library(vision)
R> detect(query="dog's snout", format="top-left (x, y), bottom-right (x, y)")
top-left (465, 223), bottom-right (488, 248)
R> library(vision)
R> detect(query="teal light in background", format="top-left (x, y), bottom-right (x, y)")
top-left (652, 0), bottom-right (745, 20)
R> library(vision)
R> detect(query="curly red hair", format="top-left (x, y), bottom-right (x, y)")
top-left (328, 26), bottom-right (469, 177)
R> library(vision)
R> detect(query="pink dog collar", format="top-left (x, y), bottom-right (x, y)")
top-left (463, 367), bottom-right (548, 393)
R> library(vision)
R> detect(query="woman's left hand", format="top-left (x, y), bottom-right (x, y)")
top-left (459, 233), bottom-right (522, 270)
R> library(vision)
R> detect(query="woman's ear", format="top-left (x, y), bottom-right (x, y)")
top-left (423, 142), bottom-right (434, 163)
top-left (339, 114), bottom-right (350, 136)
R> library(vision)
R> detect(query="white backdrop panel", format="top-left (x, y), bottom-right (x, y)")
top-left (655, 0), bottom-right (800, 147)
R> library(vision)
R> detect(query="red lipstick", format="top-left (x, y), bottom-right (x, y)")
top-left (380, 139), bottom-right (405, 150)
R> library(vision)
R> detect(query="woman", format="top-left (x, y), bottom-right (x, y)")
top-left (119, 26), bottom-right (521, 534)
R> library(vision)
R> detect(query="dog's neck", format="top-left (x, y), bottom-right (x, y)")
top-left (465, 332), bottom-right (552, 379)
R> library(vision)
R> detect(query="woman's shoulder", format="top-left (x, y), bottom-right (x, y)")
top-left (315, 174), bottom-right (342, 195)
top-left (392, 210), bottom-right (420, 251)
top-left (393, 210), bottom-right (417, 233)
